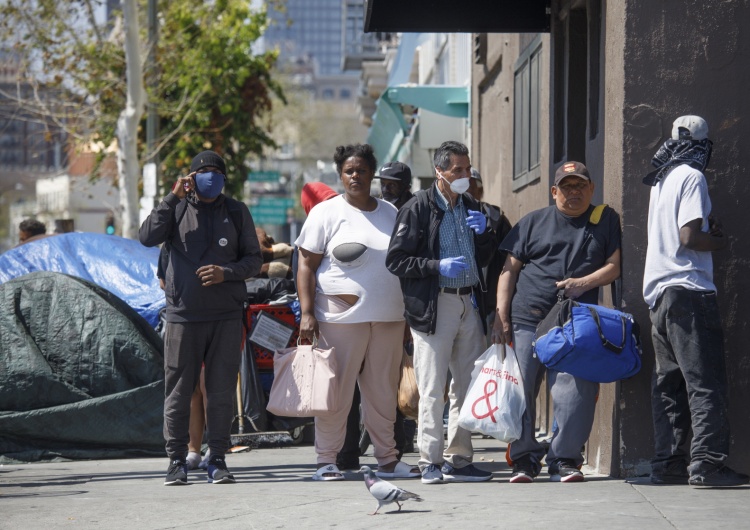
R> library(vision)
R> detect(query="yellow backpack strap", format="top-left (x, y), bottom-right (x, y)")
top-left (589, 204), bottom-right (607, 225)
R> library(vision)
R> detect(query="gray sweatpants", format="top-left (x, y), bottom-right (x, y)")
top-left (510, 322), bottom-right (598, 474)
top-left (163, 319), bottom-right (243, 459)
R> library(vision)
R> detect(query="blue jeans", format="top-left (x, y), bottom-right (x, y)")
top-left (509, 323), bottom-right (598, 475)
top-left (650, 286), bottom-right (730, 474)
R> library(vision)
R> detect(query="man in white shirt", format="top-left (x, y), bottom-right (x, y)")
top-left (643, 115), bottom-right (748, 487)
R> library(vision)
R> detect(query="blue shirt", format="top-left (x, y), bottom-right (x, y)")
top-left (435, 189), bottom-right (480, 288)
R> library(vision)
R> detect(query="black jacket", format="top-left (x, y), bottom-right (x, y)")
top-left (480, 202), bottom-right (513, 316)
top-left (386, 184), bottom-right (495, 334)
top-left (139, 192), bottom-right (262, 323)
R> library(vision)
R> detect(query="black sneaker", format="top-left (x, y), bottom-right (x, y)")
top-left (651, 461), bottom-right (689, 485)
top-left (207, 455), bottom-right (236, 484)
top-left (164, 458), bottom-right (188, 486)
top-left (549, 460), bottom-right (584, 483)
top-left (689, 464), bottom-right (749, 487)
top-left (509, 459), bottom-right (536, 483)
top-left (441, 463), bottom-right (493, 483)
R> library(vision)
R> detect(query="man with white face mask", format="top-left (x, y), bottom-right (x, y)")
top-left (387, 141), bottom-right (494, 484)
top-left (140, 150), bottom-right (262, 486)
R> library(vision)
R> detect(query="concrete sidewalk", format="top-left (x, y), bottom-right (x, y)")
top-left (1, 435), bottom-right (748, 529)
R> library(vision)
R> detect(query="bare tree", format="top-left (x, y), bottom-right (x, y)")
top-left (0, 0), bottom-right (283, 238)
top-left (116, 0), bottom-right (144, 238)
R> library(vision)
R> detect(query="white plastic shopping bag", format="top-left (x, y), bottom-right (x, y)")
top-left (458, 343), bottom-right (525, 443)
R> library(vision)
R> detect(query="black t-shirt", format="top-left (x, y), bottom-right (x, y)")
top-left (500, 204), bottom-right (621, 327)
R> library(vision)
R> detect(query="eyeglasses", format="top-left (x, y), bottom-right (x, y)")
top-left (557, 181), bottom-right (590, 192)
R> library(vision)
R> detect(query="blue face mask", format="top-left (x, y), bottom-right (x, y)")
top-left (195, 171), bottom-right (225, 199)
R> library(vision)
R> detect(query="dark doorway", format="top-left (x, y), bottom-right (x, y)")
top-left (553, 6), bottom-right (589, 165)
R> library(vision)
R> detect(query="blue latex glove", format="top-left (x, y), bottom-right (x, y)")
top-left (466, 209), bottom-right (487, 234)
top-left (439, 256), bottom-right (469, 278)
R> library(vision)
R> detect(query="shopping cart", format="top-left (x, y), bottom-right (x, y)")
top-left (232, 302), bottom-right (314, 447)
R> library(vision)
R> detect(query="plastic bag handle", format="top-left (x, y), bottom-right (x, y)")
top-left (297, 335), bottom-right (318, 348)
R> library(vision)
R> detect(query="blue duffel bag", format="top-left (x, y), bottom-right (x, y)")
top-left (533, 298), bottom-right (642, 383)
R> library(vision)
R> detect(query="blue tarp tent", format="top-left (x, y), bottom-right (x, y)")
top-left (0, 233), bottom-right (164, 327)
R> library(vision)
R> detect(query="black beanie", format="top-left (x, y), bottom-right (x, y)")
top-left (190, 150), bottom-right (226, 175)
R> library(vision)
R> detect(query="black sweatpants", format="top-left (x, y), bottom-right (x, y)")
top-left (163, 319), bottom-right (243, 459)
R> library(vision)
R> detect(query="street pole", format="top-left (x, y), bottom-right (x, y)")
top-left (146, 0), bottom-right (159, 192)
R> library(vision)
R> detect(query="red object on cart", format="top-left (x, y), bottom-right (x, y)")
top-left (245, 304), bottom-right (300, 369)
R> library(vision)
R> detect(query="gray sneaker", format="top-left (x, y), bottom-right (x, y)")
top-left (206, 455), bottom-right (236, 484)
top-left (421, 463), bottom-right (445, 484)
top-left (549, 460), bottom-right (584, 483)
top-left (164, 458), bottom-right (188, 486)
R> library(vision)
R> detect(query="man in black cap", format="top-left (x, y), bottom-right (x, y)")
top-left (379, 161), bottom-right (414, 210)
top-left (492, 161), bottom-right (621, 483)
top-left (140, 150), bottom-right (262, 486)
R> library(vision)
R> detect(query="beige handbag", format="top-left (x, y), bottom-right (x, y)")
top-left (397, 349), bottom-right (419, 420)
top-left (266, 338), bottom-right (338, 417)
top-left (397, 345), bottom-right (449, 420)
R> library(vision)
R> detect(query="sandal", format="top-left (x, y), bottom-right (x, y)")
top-left (375, 460), bottom-right (421, 479)
top-left (312, 464), bottom-right (345, 481)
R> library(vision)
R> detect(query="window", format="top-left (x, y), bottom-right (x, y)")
top-left (513, 35), bottom-right (542, 190)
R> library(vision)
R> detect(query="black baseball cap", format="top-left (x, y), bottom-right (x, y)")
top-left (554, 161), bottom-right (591, 186)
top-left (379, 161), bottom-right (412, 185)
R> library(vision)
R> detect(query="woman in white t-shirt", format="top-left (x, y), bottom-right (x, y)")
top-left (295, 144), bottom-right (419, 481)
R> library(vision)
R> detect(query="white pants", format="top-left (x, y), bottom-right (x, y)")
top-left (411, 292), bottom-right (486, 468)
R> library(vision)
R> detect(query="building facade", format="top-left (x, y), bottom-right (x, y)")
top-left (364, 0), bottom-right (750, 477)
top-left (357, 32), bottom-right (472, 184)
top-left (472, 0), bottom-right (750, 477)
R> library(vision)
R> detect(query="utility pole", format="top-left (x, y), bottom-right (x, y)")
top-left (146, 0), bottom-right (159, 190)
top-left (140, 0), bottom-right (159, 226)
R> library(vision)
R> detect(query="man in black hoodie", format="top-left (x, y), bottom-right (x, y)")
top-left (140, 150), bottom-right (262, 486)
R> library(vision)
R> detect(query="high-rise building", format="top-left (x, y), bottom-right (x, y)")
top-left (264, 0), bottom-right (347, 77)
top-left (261, 0), bottom-right (364, 102)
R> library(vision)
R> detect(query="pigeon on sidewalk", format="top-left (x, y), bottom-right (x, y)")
top-left (358, 465), bottom-right (423, 515)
